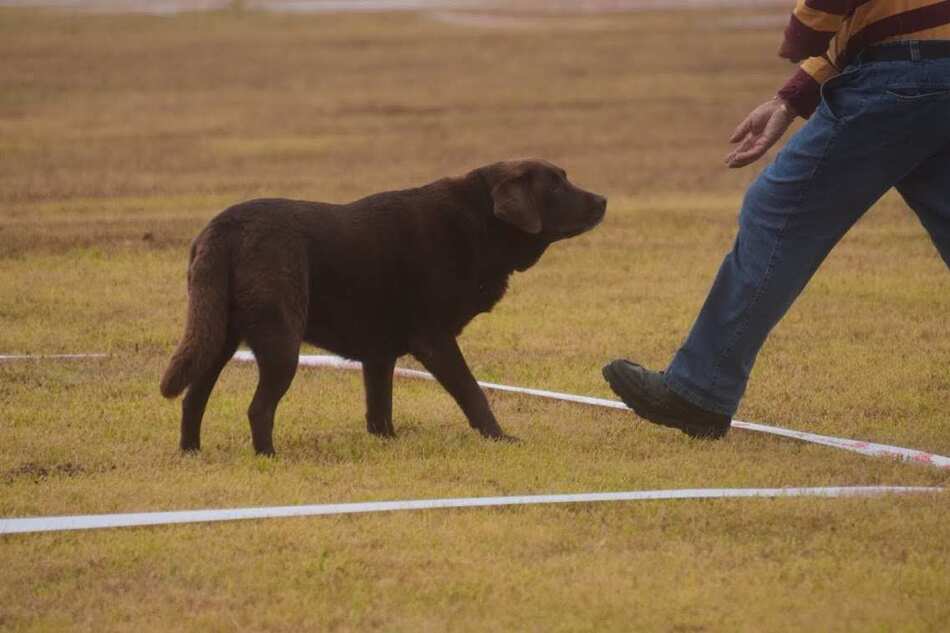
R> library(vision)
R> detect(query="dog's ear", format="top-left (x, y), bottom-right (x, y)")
top-left (491, 171), bottom-right (542, 234)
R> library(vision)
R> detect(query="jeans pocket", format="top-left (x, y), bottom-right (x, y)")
top-left (818, 67), bottom-right (863, 122)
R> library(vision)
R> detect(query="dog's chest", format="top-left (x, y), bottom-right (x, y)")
top-left (475, 276), bottom-right (508, 313)
top-left (442, 274), bottom-right (507, 336)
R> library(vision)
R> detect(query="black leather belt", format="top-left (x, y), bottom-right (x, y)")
top-left (857, 40), bottom-right (950, 64)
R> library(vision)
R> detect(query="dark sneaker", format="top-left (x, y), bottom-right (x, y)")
top-left (602, 359), bottom-right (731, 439)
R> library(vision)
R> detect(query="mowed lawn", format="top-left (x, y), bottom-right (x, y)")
top-left (1, 6), bottom-right (949, 632)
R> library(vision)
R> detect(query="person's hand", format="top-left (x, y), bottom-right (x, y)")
top-left (725, 97), bottom-right (798, 168)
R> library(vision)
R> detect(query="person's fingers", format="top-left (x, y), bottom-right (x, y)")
top-left (729, 133), bottom-right (773, 167)
top-left (726, 139), bottom-right (747, 162)
top-left (735, 134), bottom-right (759, 155)
top-left (729, 116), bottom-right (755, 143)
top-left (724, 131), bottom-right (760, 163)
top-left (727, 149), bottom-right (764, 168)
top-left (726, 136), bottom-right (771, 168)
top-left (726, 108), bottom-right (795, 168)
top-left (730, 100), bottom-right (788, 143)
top-left (729, 108), bottom-right (766, 143)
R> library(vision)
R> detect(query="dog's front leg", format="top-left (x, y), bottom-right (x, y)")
top-left (409, 335), bottom-right (516, 441)
top-left (362, 357), bottom-right (396, 438)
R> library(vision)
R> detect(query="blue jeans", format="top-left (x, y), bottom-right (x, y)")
top-left (665, 46), bottom-right (950, 417)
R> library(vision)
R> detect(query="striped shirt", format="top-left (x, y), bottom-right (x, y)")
top-left (776, 0), bottom-right (950, 117)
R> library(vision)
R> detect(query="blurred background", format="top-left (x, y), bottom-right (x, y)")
top-left (1, 0), bottom-right (798, 256)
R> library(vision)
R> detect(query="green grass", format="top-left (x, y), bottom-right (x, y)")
top-left (0, 6), bottom-right (948, 632)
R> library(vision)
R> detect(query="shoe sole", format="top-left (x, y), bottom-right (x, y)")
top-left (602, 363), bottom-right (729, 440)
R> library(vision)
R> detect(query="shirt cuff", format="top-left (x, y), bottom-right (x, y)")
top-left (776, 57), bottom-right (839, 119)
top-left (777, 68), bottom-right (821, 118)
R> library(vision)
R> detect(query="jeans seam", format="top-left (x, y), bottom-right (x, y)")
top-left (707, 117), bottom-right (843, 406)
top-left (708, 218), bottom-right (784, 396)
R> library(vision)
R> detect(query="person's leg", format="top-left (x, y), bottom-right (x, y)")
top-left (663, 123), bottom-right (894, 417)
top-left (606, 54), bottom-right (950, 434)
top-left (604, 111), bottom-right (893, 433)
top-left (896, 146), bottom-right (950, 270)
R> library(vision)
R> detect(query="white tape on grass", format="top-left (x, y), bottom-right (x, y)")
top-left (1, 486), bottom-right (941, 535)
top-left (232, 352), bottom-right (950, 469)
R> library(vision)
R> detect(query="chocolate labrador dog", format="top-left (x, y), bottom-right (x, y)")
top-left (160, 159), bottom-right (606, 455)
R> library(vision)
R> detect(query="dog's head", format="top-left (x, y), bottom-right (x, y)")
top-left (480, 159), bottom-right (606, 240)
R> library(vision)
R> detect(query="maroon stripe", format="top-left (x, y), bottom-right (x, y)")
top-left (842, 0), bottom-right (950, 64)
top-left (777, 67), bottom-right (823, 118)
top-left (779, 14), bottom-right (837, 62)
top-left (805, 0), bottom-right (854, 16)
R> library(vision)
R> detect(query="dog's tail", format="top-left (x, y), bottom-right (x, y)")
top-left (160, 230), bottom-right (231, 399)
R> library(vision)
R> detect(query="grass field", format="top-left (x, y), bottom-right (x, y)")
top-left (1, 4), bottom-right (949, 631)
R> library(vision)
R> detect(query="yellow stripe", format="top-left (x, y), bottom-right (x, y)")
top-left (826, 1), bottom-right (950, 61)
top-left (801, 56), bottom-right (840, 84)
top-left (827, 31), bottom-right (847, 66)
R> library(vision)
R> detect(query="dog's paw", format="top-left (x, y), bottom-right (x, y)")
top-left (482, 430), bottom-right (522, 444)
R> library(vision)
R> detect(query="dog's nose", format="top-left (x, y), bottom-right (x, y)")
top-left (593, 194), bottom-right (607, 215)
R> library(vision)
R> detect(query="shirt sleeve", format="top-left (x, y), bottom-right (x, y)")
top-left (778, 1), bottom-right (853, 62)
top-left (777, 55), bottom-right (840, 119)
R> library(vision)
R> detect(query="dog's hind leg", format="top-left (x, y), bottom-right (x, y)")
top-left (362, 357), bottom-right (396, 438)
top-left (180, 332), bottom-right (240, 452)
top-left (245, 323), bottom-right (301, 456)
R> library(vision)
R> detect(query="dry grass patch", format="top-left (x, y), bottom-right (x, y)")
top-left (1, 6), bottom-right (948, 632)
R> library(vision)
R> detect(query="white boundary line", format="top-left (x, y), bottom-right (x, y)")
top-left (1, 486), bottom-right (941, 535)
top-left (231, 352), bottom-right (950, 469)
top-left (4, 351), bottom-right (947, 467)
top-left (2, 352), bottom-right (945, 535)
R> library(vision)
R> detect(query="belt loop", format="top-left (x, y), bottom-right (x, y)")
top-left (910, 40), bottom-right (921, 61)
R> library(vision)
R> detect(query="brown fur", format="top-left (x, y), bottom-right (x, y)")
top-left (161, 159), bottom-right (606, 455)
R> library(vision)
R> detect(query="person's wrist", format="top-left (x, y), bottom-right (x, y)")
top-left (772, 96), bottom-right (799, 119)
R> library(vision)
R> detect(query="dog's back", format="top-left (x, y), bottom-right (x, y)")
top-left (196, 179), bottom-right (511, 360)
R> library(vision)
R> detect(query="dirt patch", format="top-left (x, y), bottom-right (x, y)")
top-left (4, 462), bottom-right (88, 484)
